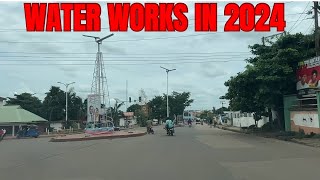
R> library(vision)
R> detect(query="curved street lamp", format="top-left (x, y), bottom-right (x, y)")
top-left (57, 81), bottom-right (75, 124)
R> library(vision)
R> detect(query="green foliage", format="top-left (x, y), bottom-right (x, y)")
top-left (6, 93), bottom-right (43, 117)
top-left (108, 102), bottom-right (124, 126)
top-left (148, 96), bottom-right (166, 120)
top-left (127, 91), bottom-right (193, 126)
top-left (7, 86), bottom-right (85, 129)
top-left (147, 91), bottom-right (193, 120)
top-left (223, 33), bottom-right (315, 130)
top-left (135, 108), bottom-right (148, 127)
top-left (127, 104), bottom-right (141, 113)
top-left (42, 86), bottom-right (85, 125)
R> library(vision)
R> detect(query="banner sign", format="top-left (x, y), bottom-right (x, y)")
top-left (87, 94), bottom-right (101, 123)
top-left (296, 57), bottom-right (320, 98)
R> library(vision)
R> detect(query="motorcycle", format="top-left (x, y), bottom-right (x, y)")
top-left (147, 127), bottom-right (154, 134)
top-left (167, 128), bottom-right (174, 136)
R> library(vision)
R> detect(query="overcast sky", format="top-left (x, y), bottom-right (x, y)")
top-left (0, 1), bottom-right (313, 111)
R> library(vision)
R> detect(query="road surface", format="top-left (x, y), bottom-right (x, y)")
top-left (1, 125), bottom-right (320, 180)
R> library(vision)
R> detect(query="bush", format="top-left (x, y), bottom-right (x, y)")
top-left (260, 122), bottom-right (273, 131)
top-left (305, 132), bottom-right (316, 138)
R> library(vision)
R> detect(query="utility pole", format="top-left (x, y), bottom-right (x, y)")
top-left (126, 80), bottom-right (128, 111)
top-left (160, 66), bottom-right (176, 118)
top-left (314, 1), bottom-right (320, 56)
top-left (57, 81), bottom-right (75, 126)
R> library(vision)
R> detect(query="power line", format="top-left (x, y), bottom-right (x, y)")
top-left (0, 51), bottom-right (251, 55)
top-left (0, 59), bottom-right (246, 66)
top-left (0, 54), bottom-right (251, 59)
top-left (0, 56), bottom-right (251, 62)
top-left (288, 2), bottom-right (311, 32)
top-left (304, 22), bottom-right (314, 34)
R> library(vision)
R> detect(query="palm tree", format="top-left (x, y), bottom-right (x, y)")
top-left (110, 101), bottom-right (124, 126)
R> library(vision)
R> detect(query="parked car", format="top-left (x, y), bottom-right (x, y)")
top-left (196, 120), bottom-right (201, 124)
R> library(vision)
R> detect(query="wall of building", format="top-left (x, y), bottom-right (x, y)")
top-left (232, 116), bottom-right (269, 128)
top-left (50, 122), bottom-right (63, 131)
top-left (183, 111), bottom-right (195, 120)
top-left (0, 100), bottom-right (5, 106)
top-left (119, 118), bottom-right (137, 127)
top-left (290, 110), bottom-right (320, 134)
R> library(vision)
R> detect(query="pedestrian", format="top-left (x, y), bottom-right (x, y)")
top-left (146, 119), bottom-right (152, 134)
top-left (0, 128), bottom-right (6, 140)
top-left (209, 118), bottom-right (213, 128)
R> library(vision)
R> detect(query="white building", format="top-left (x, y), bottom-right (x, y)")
top-left (223, 111), bottom-right (269, 128)
top-left (119, 118), bottom-right (137, 127)
top-left (0, 97), bottom-right (6, 106)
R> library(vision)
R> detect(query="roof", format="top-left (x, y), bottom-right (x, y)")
top-left (0, 105), bottom-right (48, 124)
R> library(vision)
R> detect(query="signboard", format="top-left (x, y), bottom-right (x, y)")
top-left (296, 57), bottom-right (320, 98)
top-left (123, 112), bottom-right (134, 117)
top-left (87, 94), bottom-right (101, 123)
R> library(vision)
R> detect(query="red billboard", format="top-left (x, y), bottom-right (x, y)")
top-left (296, 57), bottom-right (320, 91)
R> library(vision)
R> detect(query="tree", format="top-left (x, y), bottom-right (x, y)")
top-left (147, 91), bottom-right (194, 124)
top-left (127, 104), bottom-right (141, 114)
top-left (42, 86), bottom-right (84, 128)
top-left (135, 108), bottom-right (148, 127)
top-left (147, 96), bottom-right (166, 122)
top-left (110, 101), bottom-right (124, 126)
top-left (6, 93), bottom-right (43, 117)
top-left (223, 33), bottom-right (315, 130)
top-left (42, 86), bottom-right (66, 122)
top-left (168, 91), bottom-right (194, 120)
top-left (215, 107), bottom-right (229, 115)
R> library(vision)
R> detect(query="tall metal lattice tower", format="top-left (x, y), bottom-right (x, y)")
top-left (83, 34), bottom-right (114, 120)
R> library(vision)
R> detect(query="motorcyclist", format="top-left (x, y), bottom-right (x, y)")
top-left (165, 117), bottom-right (175, 134)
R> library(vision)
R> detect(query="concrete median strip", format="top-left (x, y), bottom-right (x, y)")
top-left (50, 131), bottom-right (147, 142)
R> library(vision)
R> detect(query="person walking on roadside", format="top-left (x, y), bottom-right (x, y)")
top-left (209, 118), bottom-right (213, 128)
top-left (0, 128), bottom-right (6, 141)
top-left (146, 119), bottom-right (152, 134)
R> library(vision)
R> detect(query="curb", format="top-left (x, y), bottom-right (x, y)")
top-left (217, 126), bottom-right (320, 148)
top-left (49, 132), bottom-right (147, 142)
top-left (2, 135), bottom-right (58, 141)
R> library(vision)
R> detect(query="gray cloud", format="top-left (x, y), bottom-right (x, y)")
top-left (0, 1), bottom-right (312, 110)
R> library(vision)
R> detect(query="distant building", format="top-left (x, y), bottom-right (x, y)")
top-left (0, 105), bottom-right (48, 136)
top-left (183, 110), bottom-right (199, 121)
top-left (222, 111), bottom-right (269, 127)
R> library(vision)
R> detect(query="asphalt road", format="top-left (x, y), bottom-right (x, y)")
top-left (1, 125), bottom-right (320, 180)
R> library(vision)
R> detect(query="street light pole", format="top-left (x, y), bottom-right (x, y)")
top-left (160, 66), bottom-right (176, 118)
top-left (57, 81), bottom-right (75, 125)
